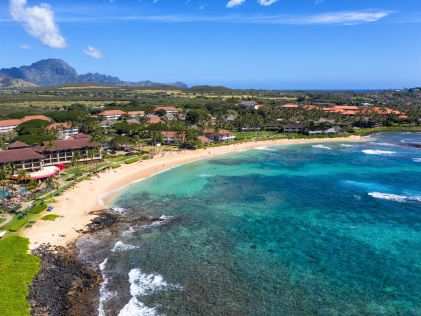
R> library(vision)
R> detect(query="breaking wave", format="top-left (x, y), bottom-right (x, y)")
top-left (362, 150), bottom-right (396, 156)
top-left (413, 158), bottom-right (421, 163)
top-left (98, 258), bottom-right (117, 316)
top-left (118, 268), bottom-right (182, 316)
top-left (312, 145), bottom-right (332, 150)
top-left (369, 192), bottom-right (421, 203)
top-left (111, 241), bottom-right (140, 252)
top-left (255, 147), bottom-right (275, 151)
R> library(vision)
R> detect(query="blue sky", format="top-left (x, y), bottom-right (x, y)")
top-left (0, 0), bottom-right (421, 89)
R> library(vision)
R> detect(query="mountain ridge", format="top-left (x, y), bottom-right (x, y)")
top-left (0, 59), bottom-right (188, 89)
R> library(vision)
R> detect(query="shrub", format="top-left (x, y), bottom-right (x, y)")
top-left (8, 217), bottom-right (29, 232)
top-left (30, 202), bottom-right (47, 214)
top-left (125, 158), bottom-right (139, 164)
top-left (41, 214), bottom-right (61, 221)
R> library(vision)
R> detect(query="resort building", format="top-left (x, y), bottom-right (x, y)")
top-left (127, 111), bottom-right (145, 118)
top-left (197, 136), bottom-right (214, 146)
top-left (98, 110), bottom-right (126, 121)
top-left (204, 129), bottom-right (236, 142)
top-left (0, 115), bottom-right (52, 134)
top-left (324, 126), bottom-right (345, 134)
top-left (280, 104), bottom-right (300, 109)
top-left (161, 131), bottom-right (186, 145)
top-left (8, 141), bottom-right (30, 150)
top-left (154, 106), bottom-right (179, 115)
top-left (0, 138), bottom-right (102, 179)
top-left (41, 138), bottom-right (102, 165)
top-left (0, 148), bottom-right (45, 172)
top-left (0, 119), bottom-right (21, 133)
top-left (47, 123), bottom-right (79, 140)
top-left (284, 123), bottom-right (304, 134)
top-left (147, 117), bottom-right (163, 125)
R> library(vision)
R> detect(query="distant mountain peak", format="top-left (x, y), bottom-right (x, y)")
top-left (0, 59), bottom-right (188, 89)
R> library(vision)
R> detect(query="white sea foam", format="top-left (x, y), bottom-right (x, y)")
top-left (369, 192), bottom-right (407, 203)
top-left (111, 241), bottom-right (140, 252)
top-left (312, 145), bottom-right (332, 150)
top-left (118, 268), bottom-right (182, 316)
top-left (123, 215), bottom-right (174, 236)
top-left (368, 192), bottom-right (421, 203)
top-left (413, 158), bottom-right (421, 163)
top-left (340, 144), bottom-right (353, 147)
top-left (112, 207), bottom-right (128, 214)
top-left (255, 146), bottom-right (275, 151)
top-left (150, 215), bottom-right (174, 228)
top-left (98, 258), bottom-right (117, 316)
top-left (362, 150), bottom-right (396, 156)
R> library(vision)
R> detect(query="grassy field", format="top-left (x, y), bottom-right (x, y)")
top-left (0, 236), bottom-right (40, 316)
top-left (0, 100), bottom-right (128, 109)
top-left (41, 214), bottom-right (61, 221)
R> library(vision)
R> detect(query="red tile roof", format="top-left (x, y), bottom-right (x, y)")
top-left (281, 104), bottom-right (299, 109)
top-left (20, 115), bottom-right (52, 123)
top-left (0, 115), bottom-right (52, 128)
top-left (8, 141), bottom-right (29, 149)
top-left (0, 148), bottom-right (45, 164)
top-left (198, 136), bottom-right (213, 144)
top-left (0, 119), bottom-right (21, 127)
top-left (42, 138), bottom-right (98, 151)
top-left (147, 117), bottom-right (162, 124)
top-left (154, 106), bottom-right (178, 112)
top-left (203, 128), bottom-right (215, 134)
top-left (98, 110), bottom-right (127, 116)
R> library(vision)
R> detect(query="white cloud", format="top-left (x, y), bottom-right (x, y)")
top-left (20, 44), bottom-right (31, 49)
top-left (84, 46), bottom-right (104, 59)
top-left (70, 10), bottom-right (390, 25)
top-left (302, 11), bottom-right (390, 25)
top-left (258, 0), bottom-right (278, 6)
top-left (227, 0), bottom-right (246, 8)
top-left (9, 0), bottom-right (66, 48)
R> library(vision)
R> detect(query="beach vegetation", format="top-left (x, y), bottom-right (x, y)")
top-left (125, 157), bottom-right (139, 164)
top-left (41, 214), bottom-right (61, 221)
top-left (0, 236), bottom-right (40, 316)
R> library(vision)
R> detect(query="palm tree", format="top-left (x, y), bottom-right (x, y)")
top-left (16, 169), bottom-right (28, 182)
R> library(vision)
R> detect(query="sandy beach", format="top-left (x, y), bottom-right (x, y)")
top-left (23, 136), bottom-right (362, 249)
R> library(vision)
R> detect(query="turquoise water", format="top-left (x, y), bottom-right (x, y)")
top-left (92, 132), bottom-right (421, 316)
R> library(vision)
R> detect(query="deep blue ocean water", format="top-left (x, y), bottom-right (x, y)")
top-left (83, 132), bottom-right (421, 316)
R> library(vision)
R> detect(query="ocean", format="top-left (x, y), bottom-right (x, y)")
top-left (78, 132), bottom-right (421, 316)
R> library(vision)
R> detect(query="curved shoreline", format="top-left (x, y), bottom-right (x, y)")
top-left (22, 136), bottom-right (363, 249)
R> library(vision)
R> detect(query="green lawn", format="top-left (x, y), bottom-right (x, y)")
top-left (0, 236), bottom-right (40, 316)
top-left (41, 214), bottom-right (61, 221)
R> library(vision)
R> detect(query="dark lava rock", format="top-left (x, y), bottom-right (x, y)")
top-left (29, 245), bottom-right (101, 316)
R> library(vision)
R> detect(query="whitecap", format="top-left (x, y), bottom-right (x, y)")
top-left (312, 145), bottom-right (332, 150)
top-left (362, 150), bottom-right (396, 156)
top-left (340, 144), bottom-right (353, 147)
top-left (368, 192), bottom-right (421, 203)
top-left (255, 147), bottom-right (275, 151)
top-left (412, 158), bottom-right (421, 163)
top-left (368, 192), bottom-right (407, 203)
top-left (118, 268), bottom-right (182, 316)
top-left (111, 241), bottom-right (140, 252)
top-left (98, 258), bottom-right (117, 316)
